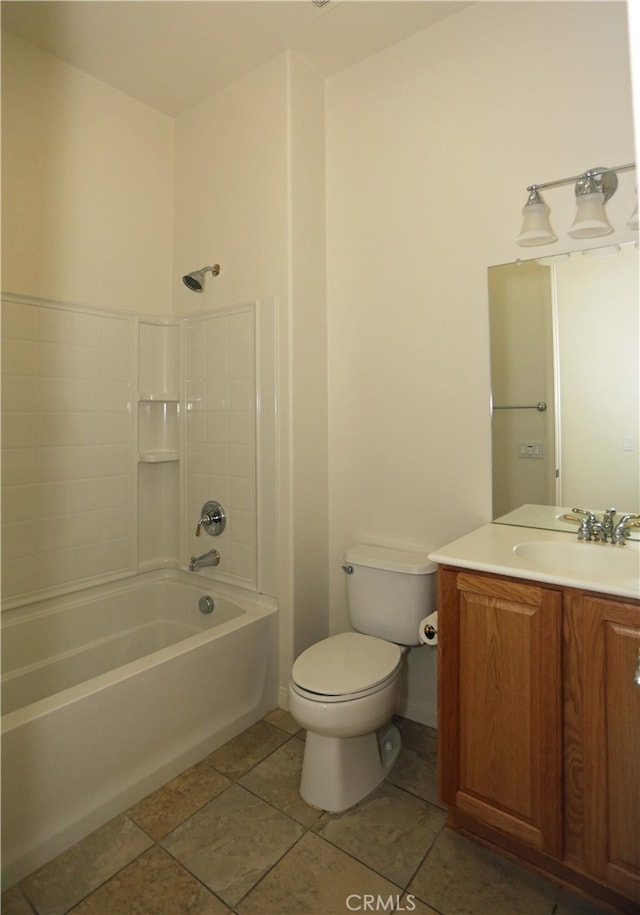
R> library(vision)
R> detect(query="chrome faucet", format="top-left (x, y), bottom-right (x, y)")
top-left (600, 507), bottom-right (617, 540)
top-left (610, 515), bottom-right (640, 546)
top-left (573, 507), bottom-right (640, 545)
top-left (189, 549), bottom-right (220, 571)
top-left (574, 508), bottom-right (598, 541)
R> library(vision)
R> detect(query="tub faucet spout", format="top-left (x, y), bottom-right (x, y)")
top-left (189, 549), bottom-right (220, 571)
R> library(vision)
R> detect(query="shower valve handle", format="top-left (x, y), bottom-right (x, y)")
top-left (196, 515), bottom-right (216, 536)
top-left (195, 501), bottom-right (226, 537)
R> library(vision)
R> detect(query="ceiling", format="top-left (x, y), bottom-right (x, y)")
top-left (1, 0), bottom-right (471, 116)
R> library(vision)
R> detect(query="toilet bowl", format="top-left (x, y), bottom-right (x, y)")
top-left (288, 543), bottom-right (437, 813)
top-left (288, 631), bottom-right (403, 811)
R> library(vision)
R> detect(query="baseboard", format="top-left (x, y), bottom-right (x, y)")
top-left (398, 694), bottom-right (437, 729)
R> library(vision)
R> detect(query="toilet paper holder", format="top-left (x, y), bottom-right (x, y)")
top-left (419, 611), bottom-right (438, 645)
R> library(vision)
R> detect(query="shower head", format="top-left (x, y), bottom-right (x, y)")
top-left (182, 264), bottom-right (221, 292)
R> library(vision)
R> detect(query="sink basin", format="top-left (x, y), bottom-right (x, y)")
top-left (513, 540), bottom-right (640, 580)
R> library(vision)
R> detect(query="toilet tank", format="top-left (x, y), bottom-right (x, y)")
top-left (344, 543), bottom-right (437, 646)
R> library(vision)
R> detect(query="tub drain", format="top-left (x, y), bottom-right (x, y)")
top-left (199, 595), bottom-right (214, 614)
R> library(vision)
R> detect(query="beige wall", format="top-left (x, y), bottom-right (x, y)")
top-left (1, 32), bottom-right (174, 315)
top-left (288, 55), bottom-right (329, 658)
top-left (172, 52), bottom-right (329, 692)
top-left (172, 56), bottom-right (289, 314)
top-left (326, 1), bottom-right (635, 721)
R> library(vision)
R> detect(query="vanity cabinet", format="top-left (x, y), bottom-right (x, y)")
top-left (575, 595), bottom-right (640, 902)
top-left (438, 567), bottom-right (640, 912)
top-left (438, 571), bottom-right (563, 855)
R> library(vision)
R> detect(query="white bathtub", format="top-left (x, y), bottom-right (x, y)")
top-left (1, 570), bottom-right (278, 889)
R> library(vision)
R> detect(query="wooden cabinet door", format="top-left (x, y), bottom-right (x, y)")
top-left (439, 569), bottom-right (563, 856)
top-left (582, 596), bottom-right (640, 903)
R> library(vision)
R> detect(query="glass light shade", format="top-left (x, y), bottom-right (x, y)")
top-left (516, 199), bottom-right (557, 247)
top-left (627, 197), bottom-right (638, 230)
top-left (568, 191), bottom-right (613, 238)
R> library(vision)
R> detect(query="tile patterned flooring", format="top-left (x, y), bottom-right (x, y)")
top-left (2, 712), bottom-right (613, 915)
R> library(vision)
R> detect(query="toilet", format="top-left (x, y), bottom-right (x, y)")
top-left (288, 543), bottom-right (437, 812)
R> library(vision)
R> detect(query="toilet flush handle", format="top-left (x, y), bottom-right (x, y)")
top-left (341, 564), bottom-right (354, 574)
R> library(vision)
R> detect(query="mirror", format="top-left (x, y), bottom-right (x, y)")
top-left (489, 242), bottom-right (639, 537)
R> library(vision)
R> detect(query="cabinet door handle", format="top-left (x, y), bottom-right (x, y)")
top-left (635, 649), bottom-right (640, 687)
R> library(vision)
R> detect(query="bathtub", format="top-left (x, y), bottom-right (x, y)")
top-left (1, 570), bottom-right (278, 889)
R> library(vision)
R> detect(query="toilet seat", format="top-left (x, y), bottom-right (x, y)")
top-left (291, 632), bottom-right (401, 702)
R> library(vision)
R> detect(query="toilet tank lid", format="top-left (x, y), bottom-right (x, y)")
top-left (345, 544), bottom-right (436, 575)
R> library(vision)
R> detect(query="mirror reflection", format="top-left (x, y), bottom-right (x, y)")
top-left (489, 242), bottom-right (639, 536)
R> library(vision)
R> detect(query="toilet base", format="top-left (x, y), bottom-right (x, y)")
top-left (299, 723), bottom-right (401, 812)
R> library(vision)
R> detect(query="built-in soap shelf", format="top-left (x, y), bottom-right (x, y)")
top-left (137, 393), bottom-right (180, 463)
top-left (138, 451), bottom-right (180, 464)
top-left (137, 321), bottom-right (181, 567)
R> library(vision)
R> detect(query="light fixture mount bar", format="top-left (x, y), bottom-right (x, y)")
top-left (526, 162), bottom-right (635, 195)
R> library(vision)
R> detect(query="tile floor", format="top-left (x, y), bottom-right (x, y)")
top-left (2, 712), bottom-right (614, 915)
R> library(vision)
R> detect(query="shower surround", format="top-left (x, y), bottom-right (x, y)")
top-left (1, 296), bottom-right (276, 598)
top-left (2, 299), bottom-right (135, 598)
top-left (0, 293), bottom-right (278, 887)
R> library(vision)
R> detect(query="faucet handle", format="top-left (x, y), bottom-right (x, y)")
top-left (611, 513), bottom-right (640, 545)
top-left (572, 508), bottom-right (597, 522)
top-left (573, 508), bottom-right (596, 540)
top-left (195, 516), bottom-right (213, 536)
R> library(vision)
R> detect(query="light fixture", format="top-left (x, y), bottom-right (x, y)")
top-left (516, 163), bottom-right (636, 247)
top-left (568, 170), bottom-right (615, 238)
top-left (516, 188), bottom-right (557, 246)
top-left (182, 264), bottom-right (221, 292)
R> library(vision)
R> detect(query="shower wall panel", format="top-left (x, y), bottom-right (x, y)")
top-left (185, 306), bottom-right (257, 589)
top-left (1, 298), bottom-right (136, 603)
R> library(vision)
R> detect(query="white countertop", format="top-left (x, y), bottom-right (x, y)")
top-left (428, 522), bottom-right (640, 601)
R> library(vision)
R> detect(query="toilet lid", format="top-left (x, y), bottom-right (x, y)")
top-left (291, 632), bottom-right (402, 697)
